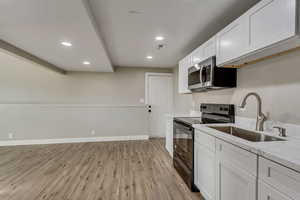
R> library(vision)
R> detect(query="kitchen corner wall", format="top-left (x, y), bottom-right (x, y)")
top-left (0, 51), bottom-right (171, 140)
top-left (174, 50), bottom-right (300, 125)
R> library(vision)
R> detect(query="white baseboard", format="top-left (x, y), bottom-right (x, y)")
top-left (0, 135), bottom-right (149, 147)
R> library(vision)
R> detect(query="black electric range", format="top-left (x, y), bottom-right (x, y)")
top-left (173, 104), bottom-right (234, 192)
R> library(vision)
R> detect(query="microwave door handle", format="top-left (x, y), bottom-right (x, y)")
top-left (199, 66), bottom-right (203, 85)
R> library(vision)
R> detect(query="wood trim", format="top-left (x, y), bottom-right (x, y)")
top-left (223, 45), bottom-right (300, 68)
top-left (0, 39), bottom-right (66, 74)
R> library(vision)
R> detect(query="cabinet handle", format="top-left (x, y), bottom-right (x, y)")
top-left (267, 167), bottom-right (271, 177)
top-left (267, 195), bottom-right (271, 200)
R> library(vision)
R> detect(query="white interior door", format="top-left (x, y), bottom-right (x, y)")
top-left (146, 73), bottom-right (173, 138)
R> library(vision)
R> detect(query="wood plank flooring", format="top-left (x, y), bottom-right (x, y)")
top-left (0, 139), bottom-right (202, 200)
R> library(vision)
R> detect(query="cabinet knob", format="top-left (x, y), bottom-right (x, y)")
top-left (267, 195), bottom-right (271, 200)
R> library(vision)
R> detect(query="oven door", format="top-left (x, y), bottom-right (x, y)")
top-left (188, 66), bottom-right (203, 90)
top-left (173, 120), bottom-right (193, 170)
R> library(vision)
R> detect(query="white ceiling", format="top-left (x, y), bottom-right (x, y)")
top-left (88, 0), bottom-right (260, 68)
top-left (0, 0), bottom-right (113, 72)
top-left (0, 0), bottom-right (260, 71)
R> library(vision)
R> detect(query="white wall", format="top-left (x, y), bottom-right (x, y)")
top-left (0, 51), bottom-right (171, 141)
top-left (174, 49), bottom-right (300, 126)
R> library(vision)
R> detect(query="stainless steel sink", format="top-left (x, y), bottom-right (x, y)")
top-left (208, 126), bottom-right (286, 142)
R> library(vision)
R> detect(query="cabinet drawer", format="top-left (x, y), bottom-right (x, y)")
top-left (216, 139), bottom-right (257, 176)
top-left (195, 130), bottom-right (216, 152)
top-left (259, 157), bottom-right (300, 199)
top-left (258, 181), bottom-right (293, 200)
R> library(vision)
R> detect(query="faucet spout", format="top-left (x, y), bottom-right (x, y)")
top-left (239, 92), bottom-right (267, 131)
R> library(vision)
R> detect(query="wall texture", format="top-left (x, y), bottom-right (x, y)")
top-left (0, 52), bottom-right (171, 104)
top-left (174, 49), bottom-right (300, 125)
top-left (0, 51), bottom-right (171, 141)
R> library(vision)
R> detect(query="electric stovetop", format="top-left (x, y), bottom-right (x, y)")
top-left (174, 117), bottom-right (202, 126)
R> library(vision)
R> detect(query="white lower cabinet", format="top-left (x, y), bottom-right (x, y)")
top-left (165, 115), bottom-right (173, 157)
top-left (194, 130), bottom-right (300, 200)
top-left (215, 139), bottom-right (257, 200)
top-left (194, 131), bottom-right (216, 200)
top-left (216, 159), bottom-right (256, 200)
top-left (258, 181), bottom-right (292, 200)
top-left (194, 132), bottom-right (257, 200)
top-left (258, 157), bottom-right (300, 200)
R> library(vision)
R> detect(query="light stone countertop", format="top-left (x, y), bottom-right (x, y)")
top-left (193, 123), bottom-right (300, 173)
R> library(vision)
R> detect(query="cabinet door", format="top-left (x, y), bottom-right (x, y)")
top-left (258, 181), bottom-right (293, 200)
top-left (194, 142), bottom-right (216, 200)
top-left (216, 159), bottom-right (256, 200)
top-left (215, 140), bottom-right (256, 200)
top-left (248, 0), bottom-right (296, 51)
top-left (259, 157), bottom-right (300, 199)
top-left (178, 57), bottom-right (191, 94)
top-left (165, 116), bottom-right (173, 157)
top-left (191, 46), bottom-right (204, 65)
top-left (203, 36), bottom-right (216, 60)
top-left (216, 15), bottom-right (249, 66)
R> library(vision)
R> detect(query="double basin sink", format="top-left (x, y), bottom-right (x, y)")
top-left (208, 126), bottom-right (285, 142)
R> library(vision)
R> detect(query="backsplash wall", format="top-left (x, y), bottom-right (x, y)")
top-left (174, 49), bottom-right (300, 125)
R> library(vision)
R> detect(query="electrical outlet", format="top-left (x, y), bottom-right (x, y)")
top-left (91, 130), bottom-right (96, 136)
top-left (8, 133), bottom-right (14, 139)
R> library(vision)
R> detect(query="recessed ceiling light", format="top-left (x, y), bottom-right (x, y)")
top-left (83, 61), bottom-right (91, 65)
top-left (155, 36), bottom-right (165, 41)
top-left (61, 41), bottom-right (72, 47)
top-left (146, 56), bottom-right (153, 60)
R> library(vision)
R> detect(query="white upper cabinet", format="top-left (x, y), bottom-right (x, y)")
top-left (191, 46), bottom-right (204, 65)
top-left (191, 36), bottom-right (216, 66)
top-left (248, 0), bottom-right (296, 51)
top-left (216, 15), bottom-right (249, 66)
top-left (178, 56), bottom-right (191, 94)
top-left (216, 0), bottom-right (298, 66)
top-left (202, 36), bottom-right (216, 60)
top-left (181, 0), bottom-right (299, 78)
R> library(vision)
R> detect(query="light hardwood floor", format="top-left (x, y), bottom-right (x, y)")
top-left (0, 139), bottom-right (203, 200)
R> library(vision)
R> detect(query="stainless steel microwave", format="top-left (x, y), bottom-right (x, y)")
top-left (188, 56), bottom-right (237, 92)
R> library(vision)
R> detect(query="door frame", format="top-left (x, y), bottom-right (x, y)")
top-left (144, 72), bottom-right (173, 105)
